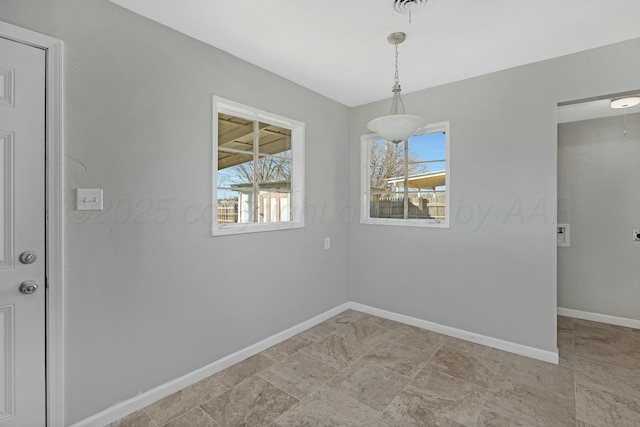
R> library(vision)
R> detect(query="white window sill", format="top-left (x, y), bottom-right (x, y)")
top-left (361, 218), bottom-right (450, 228)
top-left (212, 220), bottom-right (305, 236)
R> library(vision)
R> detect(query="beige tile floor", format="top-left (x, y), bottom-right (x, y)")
top-left (109, 310), bottom-right (640, 427)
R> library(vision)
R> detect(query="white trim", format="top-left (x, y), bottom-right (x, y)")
top-left (212, 96), bottom-right (305, 236)
top-left (0, 21), bottom-right (65, 427)
top-left (69, 303), bottom-right (350, 427)
top-left (361, 121), bottom-right (450, 228)
top-left (350, 302), bottom-right (559, 364)
top-left (72, 300), bottom-right (559, 426)
top-left (558, 307), bottom-right (640, 330)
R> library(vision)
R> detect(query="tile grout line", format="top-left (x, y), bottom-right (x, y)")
top-left (195, 365), bottom-right (273, 425)
top-left (560, 319), bottom-right (580, 427)
top-left (353, 325), bottom-right (500, 422)
top-left (199, 369), bottom-right (296, 427)
top-left (573, 353), bottom-right (640, 372)
top-left (268, 340), bottom-right (386, 423)
top-left (197, 405), bottom-right (222, 427)
top-left (294, 315), bottom-right (423, 419)
top-left (148, 379), bottom-right (229, 427)
top-left (141, 408), bottom-right (160, 427)
top-left (328, 337), bottom-right (416, 415)
top-left (255, 373), bottom-right (305, 423)
top-left (572, 324), bottom-right (579, 427)
top-left (268, 316), bottom-right (396, 424)
top-left (472, 319), bottom-right (578, 427)
top-left (372, 331), bottom-right (446, 417)
top-left (307, 320), bottom-right (397, 389)
top-left (376, 361), bottom-right (436, 418)
top-left (474, 355), bottom-right (503, 427)
top-left (214, 352), bottom-right (278, 390)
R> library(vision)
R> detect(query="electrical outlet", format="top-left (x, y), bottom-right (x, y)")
top-left (324, 237), bottom-right (331, 250)
top-left (633, 230), bottom-right (640, 241)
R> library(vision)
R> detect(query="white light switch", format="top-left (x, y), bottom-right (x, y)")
top-left (76, 188), bottom-right (103, 211)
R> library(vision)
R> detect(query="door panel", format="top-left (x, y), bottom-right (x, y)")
top-left (0, 36), bottom-right (46, 427)
top-left (0, 131), bottom-right (12, 269)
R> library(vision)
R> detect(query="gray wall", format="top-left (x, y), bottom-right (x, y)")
top-left (1, 0), bottom-right (350, 423)
top-left (348, 39), bottom-right (640, 353)
top-left (558, 113), bottom-right (640, 320)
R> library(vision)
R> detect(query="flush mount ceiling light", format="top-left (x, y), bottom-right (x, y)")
top-left (610, 95), bottom-right (640, 137)
top-left (367, 32), bottom-right (427, 144)
top-left (610, 96), bottom-right (640, 109)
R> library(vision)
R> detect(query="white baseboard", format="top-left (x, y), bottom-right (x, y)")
top-left (72, 300), bottom-right (558, 426)
top-left (558, 307), bottom-right (640, 330)
top-left (349, 302), bottom-right (559, 364)
top-left (69, 302), bottom-right (351, 427)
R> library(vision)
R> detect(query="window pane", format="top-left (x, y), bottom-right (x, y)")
top-left (217, 113), bottom-right (255, 169)
top-left (217, 153), bottom-right (253, 224)
top-left (407, 131), bottom-right (446, 220)
top-left (368, 129), bottom-right (447, 222)
top-left (408, 131), bottom-right (446, 183)
top-left (257, 124), bottom-right (292, 224)
top-left (217, 115), bottom-right (294, 225)
top-left (256, 150), bottom-right (292, 187)
top-left (258, 123), bottom-right (291, 155)
top-left (369, 140), bottom-right (404, 191)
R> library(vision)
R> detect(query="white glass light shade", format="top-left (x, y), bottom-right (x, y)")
top-left (367, 114), bottom-right (427, 143)
top-left (611, 96), bottom-right (640, 109)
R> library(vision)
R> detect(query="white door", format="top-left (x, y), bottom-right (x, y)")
top-left (0, 37), bottom-right (46, 427)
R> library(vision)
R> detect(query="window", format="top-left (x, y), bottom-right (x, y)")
top-left (213, 97), bottom-right (305, 236)
top-left (361, 121), bottom-right (449, 227)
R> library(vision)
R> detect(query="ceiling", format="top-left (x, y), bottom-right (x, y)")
top-left (110, 0), bottom-right (640, 108)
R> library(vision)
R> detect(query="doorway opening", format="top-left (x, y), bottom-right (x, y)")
top-left (556, 90), bottom-right (640, 329)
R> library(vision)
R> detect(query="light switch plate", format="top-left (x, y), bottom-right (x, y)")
top-left (76, 188), bottom-right (103, 211)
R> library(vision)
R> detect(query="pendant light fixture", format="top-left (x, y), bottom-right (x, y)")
top-left (367, 32), bottom-right (427, 144)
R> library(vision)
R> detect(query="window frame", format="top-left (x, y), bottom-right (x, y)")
top-left (360, 121), bottom-right (450, 228)
top-left (212, 96), bottom-right (305, 236)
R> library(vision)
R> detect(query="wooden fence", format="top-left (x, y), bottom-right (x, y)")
top-left (370, 193), bottom-right (445, 219)
top-left (217, 205), bottom-right (237, 223)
